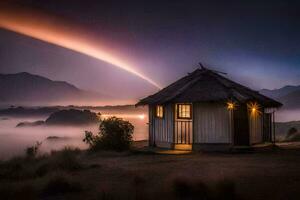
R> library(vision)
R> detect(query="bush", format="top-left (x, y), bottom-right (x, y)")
top-left (25, 141), bottom-right (42, 158)
top-left (286, 127), bottom-right (298, 139)
top-left (0, 146), bottom-right (82, 180)
top-left (286, 133), bottom-right (300, 142)
top-left (36, 147), bottom-right (82, 177)
top-left (83, 117), bottom-right (134, 151)
top-left (50, 147), bottom-right (82, 171)
top-left (0, 157), bottom-right (32, 180)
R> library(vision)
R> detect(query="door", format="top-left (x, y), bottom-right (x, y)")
top-left (175, 120), bottom-right (192, 144)
top-left (263, 113), bottom-right (272, 142)
top-left (233, 104), bottom-right (250, 145)
top-left (174, 104), bottom-right (193, 144)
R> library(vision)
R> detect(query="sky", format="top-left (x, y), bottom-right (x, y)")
top-left (0, 0), bottom-right (300, 102)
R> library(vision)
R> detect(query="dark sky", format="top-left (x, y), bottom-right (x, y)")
top-left (1, 0), bottom-right (300, 102)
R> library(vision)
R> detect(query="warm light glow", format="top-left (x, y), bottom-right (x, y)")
top-left (177, 104), bottom-right (191, 119)
top-left (138, 114), bottom-right (145, 120)
top-left (248, 102), bottom-right (260, 114)
top-left (174, 144), bottom-right (192, 151)
top-left (0, 5), bottom-right (161, 89)
top-left (156, 105), bottom-right (164, 118)
top-left (227, 102), bottom-right (235, 110)
top-left (101, 114), bottom-right (146, 120)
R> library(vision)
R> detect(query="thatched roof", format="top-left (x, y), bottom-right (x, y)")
top-left (136, 68), bottom-right (282, 108)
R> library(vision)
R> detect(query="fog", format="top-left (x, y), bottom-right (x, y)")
top-left (0, 107), bottom-right (299, 160)
top-left (276, 109), bottom-right (300, 122)
top-left (0, 113), bottom-right (148, 160)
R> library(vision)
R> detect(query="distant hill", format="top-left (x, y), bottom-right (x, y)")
top-left (0, 72), bottom-right (106, 105)
top-left (0, 106), bottom-right (59, 116)
top-left (260, 85), bottom-right (300, 109)
top-left (16, 109), bottom-right (99, 127)
top-left (260, 85), bottom-right (300, 99)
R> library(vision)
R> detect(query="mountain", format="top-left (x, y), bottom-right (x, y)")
top-left (0, 72), bottom-right (106, 105)
top-left (278, 90), bottom-right (300, 109)
top-left (260, 85), bottom-right (300, 99)
top-left (260, 85), bottom-right (300, 109)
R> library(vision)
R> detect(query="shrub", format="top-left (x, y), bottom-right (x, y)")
top-left (50, 147), bottom-right (82, 171)
top-left (25, 141), bottom-right (42, 158)
top-left (0, 156), bottom-right (39, 180)
top-left (0, 146), bottom-right (83, 181)
top-left (83, 131), bottom-right (95, 147)
top-left (286, 127), bottom-right (298, 139)
top-left (286, 133), bottom-right (300, 142)
top-left (36, 147), bottom-right (82, 177)
top-left (83, 117), bottom-right (134, 151)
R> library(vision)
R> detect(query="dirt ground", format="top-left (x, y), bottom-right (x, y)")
top-left (2, 142), bottom-right (300, 200)
top-left (70, 142), bottom-right (300, 200)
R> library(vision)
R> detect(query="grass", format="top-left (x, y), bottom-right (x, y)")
top-left (1, 142), bottom-right (300, 199)
top-left (0, 147), bottom-right (82, 181)
top-left (0, 182), bottom-right (37, 200)
top-left (41, 173), bottom-right (82, 197)
top-left (276, 121), bottom-right (300, 140)
top-left (0, 147), bottom-right (84, 200)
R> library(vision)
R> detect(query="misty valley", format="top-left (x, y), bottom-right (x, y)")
top-left (0, 106), bottom-right (148, 160)
top-left (1, 105), bottom-right (300, 160)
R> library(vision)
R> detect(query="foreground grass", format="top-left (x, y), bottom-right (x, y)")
top-left (0, 147), bottom-right (84, 199)
top-left (1, 143), bottom-right (300, 200)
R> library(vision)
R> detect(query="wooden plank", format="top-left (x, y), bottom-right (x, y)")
top-left (193, 102), bottom-right (231, 144)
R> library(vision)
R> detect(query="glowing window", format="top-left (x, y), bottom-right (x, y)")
top-left (156, 105), bottom-right (164, 118)
top-left (177, 104), bottom-right (192, 119)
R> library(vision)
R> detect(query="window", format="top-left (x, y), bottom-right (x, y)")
top-left (177, 104), bottom-right (192, 119)
top-left (156, 105), bottom-right (164, 118)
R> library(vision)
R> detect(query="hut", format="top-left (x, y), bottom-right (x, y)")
top-left (136, 67), bottom-right (282, 151)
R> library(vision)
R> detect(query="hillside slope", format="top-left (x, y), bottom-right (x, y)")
top-left (260, 85), bottom-right (300, 109)
top-left (0, 72), bottom-right (104, 105)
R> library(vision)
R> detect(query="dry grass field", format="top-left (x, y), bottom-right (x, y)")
top-left (1, 142), bottom-right (300, 200)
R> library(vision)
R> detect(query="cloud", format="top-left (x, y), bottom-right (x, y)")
top-left (0, 3), bottom-right (161, 89)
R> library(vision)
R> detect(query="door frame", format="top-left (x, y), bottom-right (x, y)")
top-left (174, 103), bottom-right (193, 145)
top-left (233, 104), bottom-right (250, 146)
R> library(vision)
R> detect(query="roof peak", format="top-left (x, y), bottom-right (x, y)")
top-left (198, 62), bottom-right (206, 70)
top-left (137, 63), bottom-right (282, 108)
top-left (190, 63), bottom-right (227, 75)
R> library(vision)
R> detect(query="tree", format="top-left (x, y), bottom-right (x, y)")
top-left (83, 117), bottom-right (134, 151)
top-left (25, 141), bottom-right (42, 158)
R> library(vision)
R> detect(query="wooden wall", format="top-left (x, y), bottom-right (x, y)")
top-left (249, 111), bottom-right (263, 144)
top-left (149, 104), bottom-right (174, 145)
top-left (193, 103), bottom-right (232, 144)
top-left (148, 102), bottom-right (265, 147)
